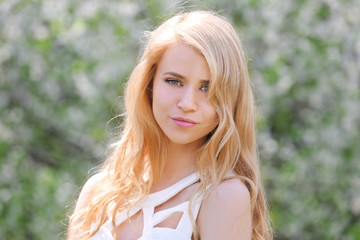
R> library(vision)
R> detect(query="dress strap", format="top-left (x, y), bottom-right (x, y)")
top-left (141, 172), bottom-right (200, 207)
top-left (112, 172), bottom-right (200, 226)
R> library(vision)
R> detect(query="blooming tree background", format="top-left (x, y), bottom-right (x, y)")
top-left (0, 0), bottom-right (359, 239)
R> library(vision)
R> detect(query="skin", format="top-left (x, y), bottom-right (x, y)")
top-left (151, 44), bottom-right (219, 187)
top-left (197, 179), bottom-right (252, 239)
top-left (69, 44), bottom-right (252, 240)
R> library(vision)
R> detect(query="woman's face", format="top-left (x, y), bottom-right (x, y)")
top-left (152, 44), bottom-right (219, 147)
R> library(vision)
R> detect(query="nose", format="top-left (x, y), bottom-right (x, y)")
top-left (177, 87), bottom-right (197, 112)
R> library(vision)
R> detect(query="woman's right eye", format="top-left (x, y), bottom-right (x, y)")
top-left (165, 79), bottom-right (182, 86)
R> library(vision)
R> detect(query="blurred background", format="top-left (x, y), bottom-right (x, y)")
top-left (0, 0), bottom-right (359, 239)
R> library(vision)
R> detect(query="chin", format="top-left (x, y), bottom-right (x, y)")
top-left (167, 136), bottom-right (204, 146)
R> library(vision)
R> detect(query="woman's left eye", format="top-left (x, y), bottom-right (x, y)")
top-left (200, 84), bottom-right (209, 92)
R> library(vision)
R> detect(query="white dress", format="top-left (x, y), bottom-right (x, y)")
top-left (90, 172), bottom-right (203, 240)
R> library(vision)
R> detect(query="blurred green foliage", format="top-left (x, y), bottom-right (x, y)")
top-left (0, 0), bottom-right (359, 239)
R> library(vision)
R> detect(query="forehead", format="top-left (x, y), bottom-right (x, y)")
top-left (157, 44), bottom-right (210, 79)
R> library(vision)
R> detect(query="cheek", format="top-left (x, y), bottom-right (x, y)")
top-left (211, 113), bottom-right (219, 129)
top-left (152, 82), bottom-right (171, 120)
top-left (204, 105), bottom-right (219, 128)
top-left (152, 95), bottom-right (162, 119)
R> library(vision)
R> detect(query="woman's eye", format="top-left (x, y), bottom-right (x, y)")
top-left (165, 79), bottom-right (182, 86)
top-left (200, 84), bottom-right (209, 92)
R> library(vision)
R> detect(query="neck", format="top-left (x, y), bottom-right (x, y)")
top-left (151, 141), bottom-right (200, 192)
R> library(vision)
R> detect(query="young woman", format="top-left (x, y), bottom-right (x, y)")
top-left (67, 11), bottom-right (272, 240)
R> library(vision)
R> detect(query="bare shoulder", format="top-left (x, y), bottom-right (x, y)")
top-left (74, 172), bottom-right (106, 213)
top-left (68, 172), bottom-right (106, 239)
top-left (201, 178), bottom-right (251, 217)
top-left (82, 172), bottom-right (106, 193)
top-left (212, 178), bottom-right (250, 204)
top-left (197, 178), bottom-right (252, 240)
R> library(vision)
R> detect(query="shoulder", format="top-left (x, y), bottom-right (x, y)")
top-left (83, 172), bottom-right (107, 191)
top-left (197, 178), bottom-right (252, 240)
top-left (68, 172), bottom-right (106, 239)
top-left (201, 178), bottom-right (251, 216)
top-left (73, 172), bottom-right (107, 213)
top-left (210, 178), bottom-right (250, 203)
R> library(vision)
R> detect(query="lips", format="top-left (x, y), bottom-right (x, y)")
top-left (172, 117), bottom-right (198, 128)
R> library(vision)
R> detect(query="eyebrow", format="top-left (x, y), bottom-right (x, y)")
top-left (163, 71), bottom-right (210, 83)
top-left (163, 71), bottom-right (185, 79)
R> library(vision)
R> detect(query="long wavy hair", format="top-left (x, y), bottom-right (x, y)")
top-left (68, 10), bottom-right (272, 240)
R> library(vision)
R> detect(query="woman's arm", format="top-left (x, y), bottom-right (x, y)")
top-left (197, 178), bottom-right (252, 240)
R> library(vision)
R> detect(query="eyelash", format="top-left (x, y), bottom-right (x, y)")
top-left (165, 78), bottom-right (209, 92)
top-left (165, 78), bottom-right (182, 86)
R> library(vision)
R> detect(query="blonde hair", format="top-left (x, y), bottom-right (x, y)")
top-left (68, 10), bottom-right (272, 240)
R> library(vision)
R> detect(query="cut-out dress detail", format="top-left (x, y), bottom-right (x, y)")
top-left (90, 172), bottom-right (203, 240)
